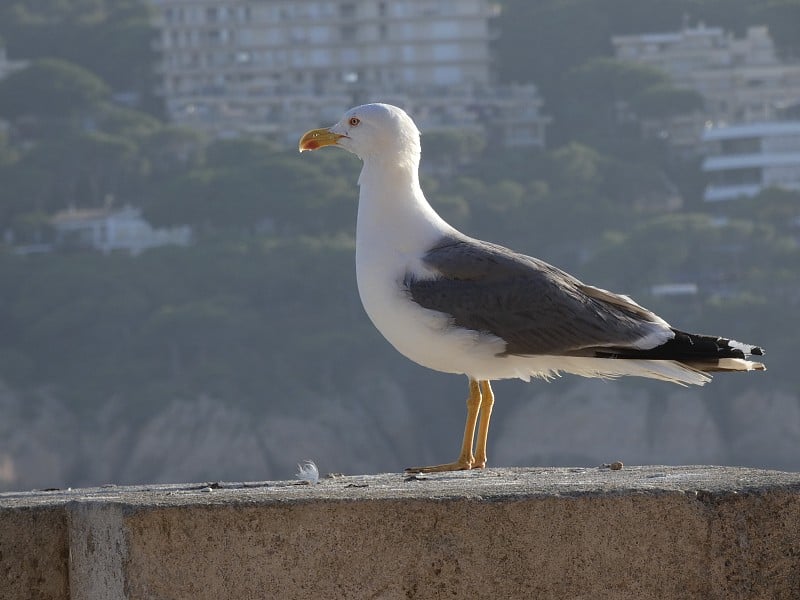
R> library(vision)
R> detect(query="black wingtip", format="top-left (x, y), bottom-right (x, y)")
top-left (596, 331), bottom-right (766, 363)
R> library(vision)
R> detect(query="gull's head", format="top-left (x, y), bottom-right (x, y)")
top-left (299, 103), bottom-right (421, 167)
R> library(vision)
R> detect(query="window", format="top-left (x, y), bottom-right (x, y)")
top-left (432, 43), bottom-right (459, 61)
top-left (340, 25), bottom-right (357, 42)
top-left (341, 48), bottom-right (359, 64)
top-left (710, 167), bottom-right (762, 185)
top-left (720, 137), bottom-right (760, 155)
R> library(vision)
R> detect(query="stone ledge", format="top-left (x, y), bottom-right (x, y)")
top-left (2, 465), bottom-right (800, 599)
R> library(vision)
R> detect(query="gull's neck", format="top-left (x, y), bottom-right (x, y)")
top-left (351, 145), bottom-right (457, 345)
top-left (356, 156), bottom-right (453, 261)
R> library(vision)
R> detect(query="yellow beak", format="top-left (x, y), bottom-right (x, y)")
top-left (298, 128), bottom-right (346, 152)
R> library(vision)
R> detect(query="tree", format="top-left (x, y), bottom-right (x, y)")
top-left (204, 138), bottom-right (280, 167)
top-left (21, 131), bottom-right (140, 207)
top-left (557, 58), bottom-right (671, 149)
top-left (133, 126), bottom-right (207, 186)
top-left (0, 131), bottom-right (18, 167)
top-left (728, 187), bottom-right (800, 229)
top-left (0, 58), bottom-right (108, 119)
top-left (95, 104), bottom-right (161, 138)
top-left (631, 84), bottom-right (704, 118)
top-left (756, 1), bottom-right (800, 59)
top-left (77, 7), bottom-right (158, 92)
top-left (564, 57), bottom-right (669, 104)
top-left (548, 142), bottom-right (605, 196)
top-left (421, 130), bottom-right (486, 174)
top-left (0, 1), bottom-right (161, 114)
top-left (495, 0), bottom-right (615, 91)
top-left (0, 164), bottom-right (55, 225)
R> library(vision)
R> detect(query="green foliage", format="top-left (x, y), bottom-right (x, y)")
top-left (421, 129), bottom-right (487, 173)
top-left (95, 104), bottom-right (162, 138)
top-left (9, 211), bottom-right (52, 244)
top-left (557, 58), bottom-right (671, 150)
top-left (0, 132), bottom-right (18, 166)
top-left (142, 151), bottom-right (355, 235)
top-left (137, 126), bottom-right (207, 178)
top-left (630, 85), bottom-right (705, 118)
top-left (18, 130), bottom-right (139, 207)
top-left (0, 58), bottom-right (109, 119)
top-left (496, 0), bottom-right (615, 91)
top-left (0, 0), bottom-right (108, 26)
top-left (726, 187), bottom-right (800, 227)
top-left (0, 0), bottom-right (160, 114)
top-left (0, 235), bottom-right (383, 413)
top-left (0, 0), bottom-right (796, 421)
top-left (756, 1), bottom-right (800, 58)
top-left (204, 138), bottom-right (281, 167)
top-left (565, 58), bottom-right (669, 105)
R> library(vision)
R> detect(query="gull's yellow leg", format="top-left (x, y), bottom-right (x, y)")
top-left (473, 380), bottom-right (494, 469)
top-left (405, 378), bottom-right (482, 473)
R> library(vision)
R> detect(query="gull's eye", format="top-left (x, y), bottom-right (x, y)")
top-left (349, 117), bottom-right (360, 127)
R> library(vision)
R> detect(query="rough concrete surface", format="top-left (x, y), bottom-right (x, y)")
top-left (0, 505), bottom-right (69, 600)
top-left (2, 465), bottom-right (800, 599)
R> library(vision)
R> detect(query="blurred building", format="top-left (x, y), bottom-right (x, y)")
top-left (50, 205), bottom-right (191, 255)
top-left (0, 46), bottom-right (29, 136)
top-left (702, 121), bottom-right (800, 201)
top-left (613, 23), bottom-right (800, 124)
top-left (148, 0), bottom-right (547, 147)
top-left (0, 46), bottom-right (28, 81)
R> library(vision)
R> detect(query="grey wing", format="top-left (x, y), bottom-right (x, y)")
top-left (405, 235), bottom-right (670, 356)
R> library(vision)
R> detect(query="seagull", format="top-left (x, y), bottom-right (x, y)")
top-left (298, 103), bottom-right (765, 473)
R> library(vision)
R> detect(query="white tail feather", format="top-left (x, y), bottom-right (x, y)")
top-left (714, 358), bottom-right (766, 371)
top-left (514, 356), bottom-right (713, 387)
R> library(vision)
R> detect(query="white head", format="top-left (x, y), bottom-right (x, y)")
top-left (299, 103), bottom-right (421, 170)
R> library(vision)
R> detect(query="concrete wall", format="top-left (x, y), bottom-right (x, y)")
top-left (2, 465), bottom-right (800, 599)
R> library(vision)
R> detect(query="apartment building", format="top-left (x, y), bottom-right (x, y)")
top-left (613, 23), bottom-right (800, 125)
top-left (149, 0), bottom-right (547, 146)
top-left (702, 121), bottom-right (800, 201)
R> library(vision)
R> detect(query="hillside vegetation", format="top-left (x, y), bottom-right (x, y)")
top-left (0, 0), bottom-right (798, 489)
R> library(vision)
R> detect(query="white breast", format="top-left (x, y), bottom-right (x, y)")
top-left (353, 163), bottom-right (506, 376)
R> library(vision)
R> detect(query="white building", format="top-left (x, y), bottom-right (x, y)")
top-left (0, 46), bottom-right (29, 136)
top-left (149, 0), bottom-right (547, 146)
top-left (702, 121), bottom-right (800, 201)
top-left (613, 24), bottom-right (800, 124)
top-left (0, 46), bottom-right (28, 81)
top-left (51, 205), bottom-right (192, 255)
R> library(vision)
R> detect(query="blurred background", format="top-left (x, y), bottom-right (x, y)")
top-left (1, 0), bottom-right (799, 492)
